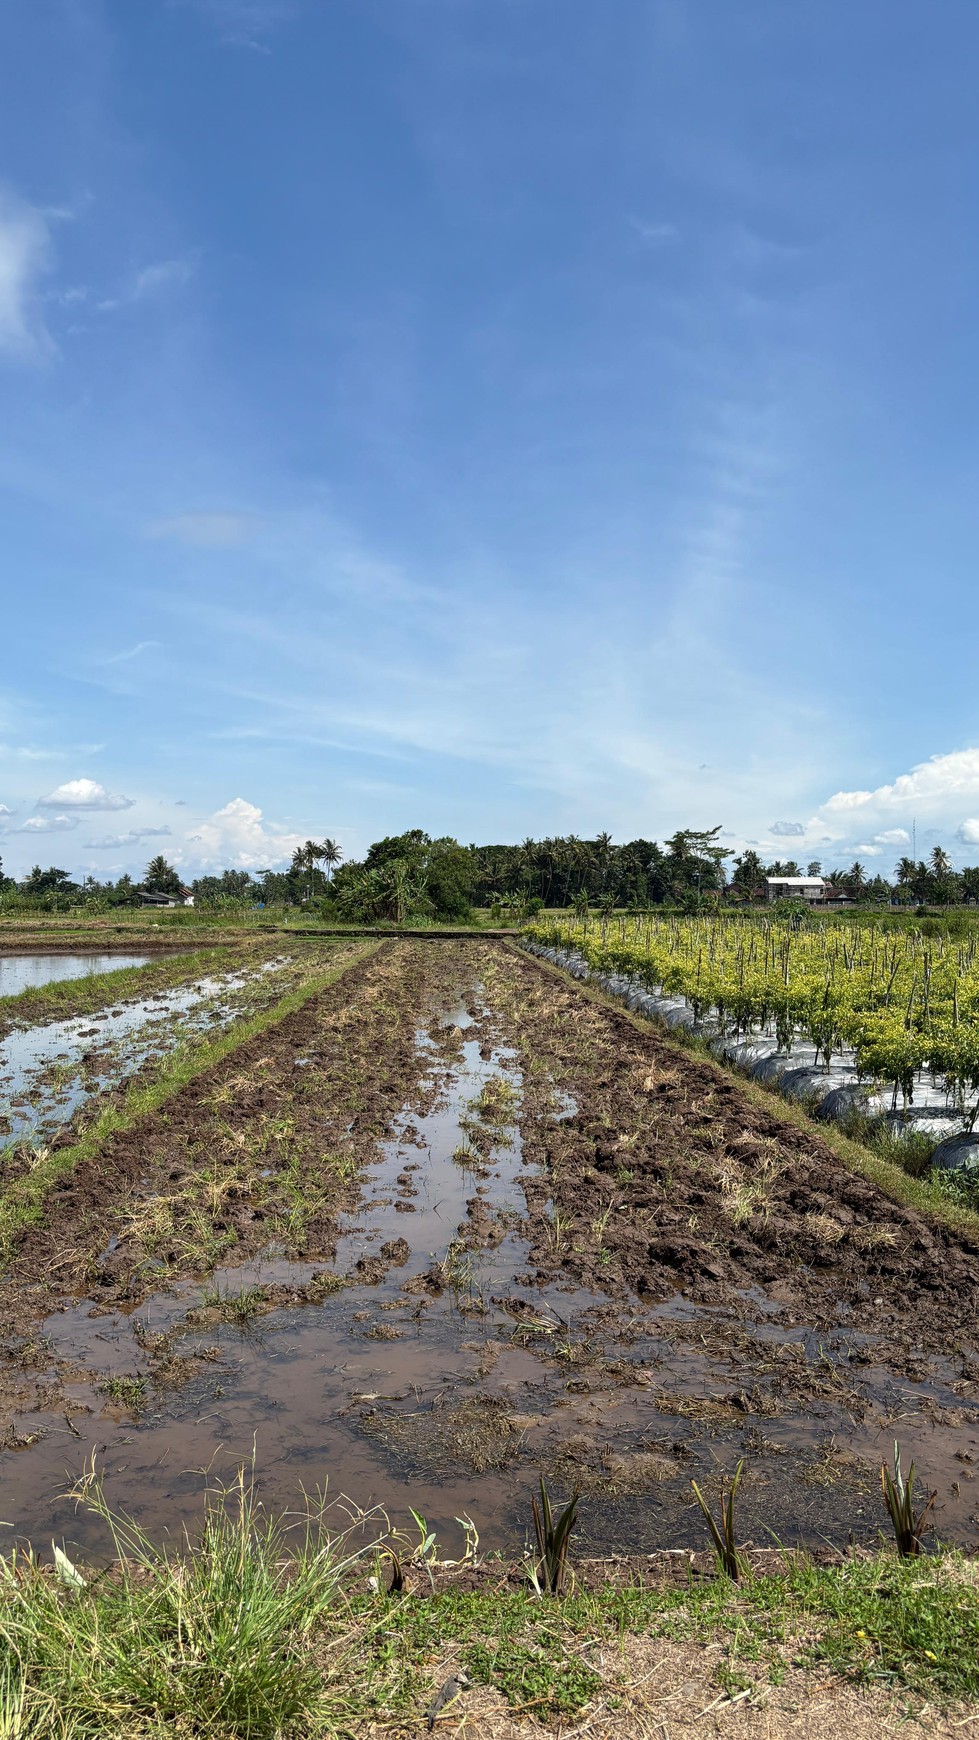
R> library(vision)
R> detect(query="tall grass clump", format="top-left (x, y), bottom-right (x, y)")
top-left (0, 1461), bottom-right (378, 1739)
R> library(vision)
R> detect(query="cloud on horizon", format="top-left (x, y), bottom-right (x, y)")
top-left (184, 796), bottom-right (304, 869)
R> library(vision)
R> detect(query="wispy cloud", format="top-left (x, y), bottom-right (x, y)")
top-left (0, 187), bottom-right (54, 361)
top-left (0, 742), bottom-right (79, 762)
top-left (177, 0), bottom-right (299, 50)
top-left (97, 257), bottom-right (195, 313)
top-left (770, 820), bottom-right (804, 837)
top-left (85, 826), bottom-right (172, 848)
top-left (37, 778), bottom-right (134, 811)
top-left (102, 640), bottom-right (162, 665)
top-left (147, 512), bottom-right (257, 549)
top-left (628, 216), bottom-right (679, 246)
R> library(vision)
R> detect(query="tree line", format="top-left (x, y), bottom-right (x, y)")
top-left (2, 831), bottom-right (978, 918)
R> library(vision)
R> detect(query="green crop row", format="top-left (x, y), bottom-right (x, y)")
top-left (526, 912), bottom-right (979, 1115)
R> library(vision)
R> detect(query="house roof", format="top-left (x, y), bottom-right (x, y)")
top-left (765, 876), bottom-right (825, 888)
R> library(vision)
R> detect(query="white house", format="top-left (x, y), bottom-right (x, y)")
top-left (765, 876), bottom-right (826, 904)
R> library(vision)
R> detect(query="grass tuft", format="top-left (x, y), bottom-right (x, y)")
top-left (0, 1460), bottom-right (378, 1739)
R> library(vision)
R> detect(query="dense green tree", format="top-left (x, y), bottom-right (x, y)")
top-left (192, 869), bottom-right (258, 903)
top-left (20, 864), bottom-right (77, 895)
top-left (730, 850), bottom-right (765, 900)
top-left (143, 855), bottom-right (183, 896)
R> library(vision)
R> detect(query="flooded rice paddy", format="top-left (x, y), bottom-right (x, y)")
top-left (0, 955), bottom-right (299, 1147)
top-left (0, 939), bottom-right (976, 1565)
top-left (0, 953), bottom-right (155, 998)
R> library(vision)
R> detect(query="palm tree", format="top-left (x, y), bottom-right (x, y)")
top-left (930, 845), bottom-right (952, 879)
top-left (320, 838), bottom-right (342, 882)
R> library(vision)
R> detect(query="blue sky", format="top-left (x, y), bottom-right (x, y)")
top-left (2, 0), bottom-right (979, 881)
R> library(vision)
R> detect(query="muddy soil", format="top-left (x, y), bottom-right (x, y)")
top-left (0, 940), bottom-right (977, 1560)
top-left (488, 948), bottom-right (979, 1358)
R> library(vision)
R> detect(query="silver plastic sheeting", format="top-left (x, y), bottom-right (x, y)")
top-left (931, 1134), bottom-right (979, 1173)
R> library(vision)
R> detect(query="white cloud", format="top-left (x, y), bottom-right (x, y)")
top-left (0, 188), bottom-right (53, 360)
top-left (16, 814), bottom-right (79, 834)
top-left (184, 797), bottom-right (304, 869)
top-left (770, 820), bottom-right (804, 836)
top-left (792, 750), bottom-right (979, 866)
top-left (822, 749), bottom-right (979, 817)
top-left (37, 778), bottom-right (134, 811)
top-left (85, 827), bottom-right (172, 849)
top-left (0, 804), bottom-right (14, 819)
top-left (147, 513), bottom-right (257, 550)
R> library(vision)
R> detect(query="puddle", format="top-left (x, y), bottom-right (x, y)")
top-left (0, 954), bottom-right (156, 998)
top-left (0, 981), bottom-right (977, 1563)
top-left (0, 957), bottom-right (293, 1146)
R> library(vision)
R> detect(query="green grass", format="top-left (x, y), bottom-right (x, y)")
top-left (0, 1465), bottom-right (377, 1740)
top-left (199, 1283), bottom-right (269, 1323)
top-left (98, 1375), bottom-right (148, 1413)
top-left (0, 944), bottom-right (245, 1039)
top-left (0, 941), bottom-right (378, 1257)
top-left (1, 1464), bottom-right (977, 1737)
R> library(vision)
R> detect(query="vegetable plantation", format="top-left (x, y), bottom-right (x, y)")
top-left (527, 912), bottom-right (979, 1118)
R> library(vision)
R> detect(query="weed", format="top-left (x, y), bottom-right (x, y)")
top-left (98, 1375), bottom-right (148, 1414)
top-left (590, 1198), bottom-right (618, 1245)
top-left (529, 1478), bottom-right (579, 1596)
top-left (200, 1283), bottom-right (268, 1324)
top-left (543, 1208), bottom-right (568, 1255)
top-left (451, 1141), bottom-right (481, 1168)
top-left (0, 1460), bottom-right (380, 1736)
top-left (691, 1460), bottom-right (749, 1580)
top-left (880, 1441), bottom-right (937, 1558)
top-left (431, 1239), bottom-right (475, 1295)
top-left (930, 1165), bottom-right (979, 1213)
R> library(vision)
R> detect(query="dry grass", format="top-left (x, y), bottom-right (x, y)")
top-left (362, 1634), bottom-right (978, 1737)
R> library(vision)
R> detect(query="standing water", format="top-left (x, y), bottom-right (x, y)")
top-left (0, 954), bottom-right (155, 998)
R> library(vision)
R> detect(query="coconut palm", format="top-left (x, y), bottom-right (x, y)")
top-left (320, 838), bottom-right (342, 882)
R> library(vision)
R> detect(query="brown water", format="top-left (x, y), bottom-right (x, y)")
top-left (2, 992), bottom-right (977, 1564)
top-left (0, 955), bottom-right (293, 1146)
